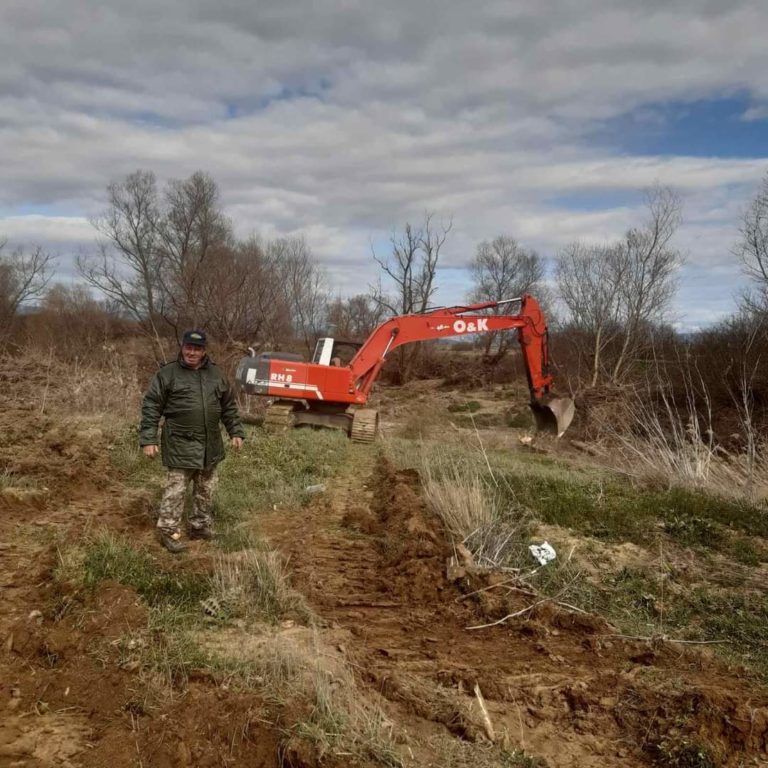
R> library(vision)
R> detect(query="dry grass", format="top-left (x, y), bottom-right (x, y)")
top-left (210, 548), bottom-right (313, 624)
top-left (289, 658), bottom-right (402, 767)
top-left (209, 627), bottom-right (402, 765)
top-left (2, 349), bottom-right (145, 418)
top-left (591, 375), bottom-right (768, 503)
top-left (414, 441), bottom-right (533, 568)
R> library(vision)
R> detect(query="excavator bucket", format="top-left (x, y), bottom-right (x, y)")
top-left (530, 397), bottom-right (575, 438)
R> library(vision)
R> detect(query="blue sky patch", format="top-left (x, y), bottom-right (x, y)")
top-left (593, 94), bottom-right (768, 158)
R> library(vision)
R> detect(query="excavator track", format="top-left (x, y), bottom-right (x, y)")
top-left (263, 402), bottom-right (296, 431)
top-left (350, 408), bottom-right (379, 443)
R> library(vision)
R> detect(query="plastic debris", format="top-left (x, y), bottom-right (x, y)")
top-left (305, 484), bottom-right (326, 494)
top-left (528, 541), bottom-right (557, 566)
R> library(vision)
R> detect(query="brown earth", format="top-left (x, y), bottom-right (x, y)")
top-left (2, 374), bottom-right (768, 767)
top-left (0, 400), bottom-right (278, 768)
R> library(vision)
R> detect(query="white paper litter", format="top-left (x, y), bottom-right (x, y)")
top-left (528, 541), bottom-right (557, 566)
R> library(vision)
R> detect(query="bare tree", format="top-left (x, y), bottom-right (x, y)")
top-left (0, 239), bottom-right (54, 343)
top-left (611, 185), bottom-right (683, 381)
top-left (555, 242), bottom-right (626, 387)
top-left (736, 172), bottom-right (768, 317)
top-left (270, 236), bottom-right (327, 355)
top-left (556, 186), bottom-right (682, 387)
top-left (371, 212), bottom-right (452, 380)
top-left (371, 212), bottom-right (452, 315)
top-left (79, 170), bottom-right (166, 359)
top-left (194, 236), bottom-right (292, 358)
top-left (156, 171), bottom-right (233, 334)
top-left (326, 294), bottom-right (384, 340)
top-left (25, 283), bottom-right (119, 358)
top-left (469, 235), bottom-right (546, 361)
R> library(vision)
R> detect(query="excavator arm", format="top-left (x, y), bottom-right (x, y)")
top-left (347, 294), bottom-right (574, 436)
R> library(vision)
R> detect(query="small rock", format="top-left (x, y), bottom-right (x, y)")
top-left (10, 688), bottom-right (21, 698)
top-left (455, 542), bottom-right (474, 568)
top-left (28, 610), bottom-right (43, 622)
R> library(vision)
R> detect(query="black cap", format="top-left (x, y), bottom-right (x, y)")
top-left (182, 330), bottom-right (207, 347)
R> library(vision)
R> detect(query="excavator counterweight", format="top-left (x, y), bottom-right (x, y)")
top-left (236, 294), bottom-right (574, 441)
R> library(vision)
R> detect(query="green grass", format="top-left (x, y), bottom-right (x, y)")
top-left (447, 400), bottom-right (482, 413)
top-left (652, 736), bottom-right (716, 768)
top-left (506, 409), bottom-right (535, 429)
top-left (538, 562), bottom-right (768, 680)
top-left (391, 436), bottom-right (768, 680)
top-left (289, 668), bottom-right (404, 768)
top-left (399, 436), bottom-right (768, 553)
top-left (211, 547), bottom-right (313, 625)
top-left (109, 424), bottom-right (165, 488)
top-left (109, 422), bottom-right (349, 552)
top-left (215, 427), bottom-right (348, 515)
top-left (451, 412), bottom-right (504, 428)
top-left (497, 471), bottom-right (768, 546)
top-left (668, 590), bottom-right (768, 669)
top-left (0, 469), bottom-right (43, 491)
top-left (82, 532), bottom-right (210, 608)
top-left (212, 427), bottom-right (349, 548)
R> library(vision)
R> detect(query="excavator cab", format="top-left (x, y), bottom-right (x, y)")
top-left (312, 338), bottom-right (336, 366)
top-left (311, 339), bottom-right (362, 367)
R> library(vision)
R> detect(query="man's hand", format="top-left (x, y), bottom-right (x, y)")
top-left (142, 445), bottom-right (159, 459)
top-left (230, 437), bottom-right (244, 451)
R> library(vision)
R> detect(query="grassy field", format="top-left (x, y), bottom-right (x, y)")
top-left (389, 434), bottom-right (768, 680)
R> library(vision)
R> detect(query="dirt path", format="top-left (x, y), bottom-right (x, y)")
top-left (261, 446), bottom-right (768, 767)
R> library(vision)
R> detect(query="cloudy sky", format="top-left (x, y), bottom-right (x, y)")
top-left (2, 0), bottom-right (768, 328)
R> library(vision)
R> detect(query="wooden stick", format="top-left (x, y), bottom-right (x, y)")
top-left (602, 633), bottom-right (731, 645)
top-left (473, 684), bottom-right (495, 742)
top-left (466, 599), bottom-right (547, 630)
top-left (455, 577), bottom-right (537, 602)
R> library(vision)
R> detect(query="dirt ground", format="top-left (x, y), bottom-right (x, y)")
top-left (2, 374), bottom-right (768, 767)
top-left (262, 451), bottom-right (768, 767)
top-left (0, 393), bottom-right (279, 768)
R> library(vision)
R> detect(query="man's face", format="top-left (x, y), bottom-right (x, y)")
top-left (181, 343), bottom-right (206, 368)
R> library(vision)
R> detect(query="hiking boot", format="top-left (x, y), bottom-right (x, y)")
top-left (189, 525), bottom-right (214, 541)
top-left (158, 530), bottom-right (187, 553)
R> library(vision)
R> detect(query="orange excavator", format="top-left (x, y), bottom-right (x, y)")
top-left (235, 294), bottom-right (574, 442)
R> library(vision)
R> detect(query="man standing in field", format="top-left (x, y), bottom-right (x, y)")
top-left (139, 330), bottom-right (245, 553)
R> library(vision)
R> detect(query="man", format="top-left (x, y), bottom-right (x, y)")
top-left (139, 330), bottom-right (245, 553)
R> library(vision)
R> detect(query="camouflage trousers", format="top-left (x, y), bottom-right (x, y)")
top-left (156, 467), bottom-right (219, 535)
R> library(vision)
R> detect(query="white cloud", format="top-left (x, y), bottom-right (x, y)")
top-left (0, 215), bottom-right (92, 246)
top-left (1, 0), bottom-right (767, 322)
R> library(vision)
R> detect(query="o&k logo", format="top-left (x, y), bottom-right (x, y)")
top-left (452, 318), bottom-right (489, 334)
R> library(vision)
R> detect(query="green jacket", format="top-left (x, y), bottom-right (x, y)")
top-left (139, 357), bottom-right (245, 470)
